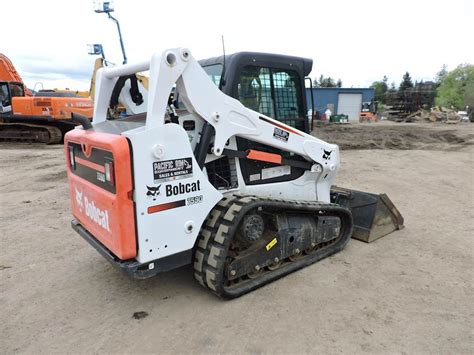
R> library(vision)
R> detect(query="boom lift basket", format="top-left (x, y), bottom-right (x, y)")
top-left (331, 187), bottom-right (404, 243)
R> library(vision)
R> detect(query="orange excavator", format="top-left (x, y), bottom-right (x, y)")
top-left (0, 53), bottom-right (93, 143)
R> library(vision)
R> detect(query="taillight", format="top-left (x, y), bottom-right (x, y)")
top-left (68, 146), bottom-right (76, 169)
top-left (105, 160), bottom-right (115, 185)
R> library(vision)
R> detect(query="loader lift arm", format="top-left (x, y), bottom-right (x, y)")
top-left (94, 48), bottom-right (339, 202)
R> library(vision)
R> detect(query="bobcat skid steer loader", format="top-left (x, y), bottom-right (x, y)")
top-left (64, 48), bottom-right (403, 298)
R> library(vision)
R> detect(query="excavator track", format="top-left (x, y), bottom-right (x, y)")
top-left (0, 123), bottom-right (62, 144)
top-left (193, 195), bottom-right (353, 298)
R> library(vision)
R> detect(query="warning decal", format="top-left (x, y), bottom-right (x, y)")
top-left (273, 127), bottom-right (290, 142)
top-left (266, 238), bottom-right (278, 251)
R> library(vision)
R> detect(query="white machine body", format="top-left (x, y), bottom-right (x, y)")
top-left (66, 48), bottom-right (340, 265)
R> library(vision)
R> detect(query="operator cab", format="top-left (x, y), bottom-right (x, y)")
top-left (361, 100), bottom-right (378, 113)
top-left (197, 53), bottom-right (313, 188)
top-left (199, 52), bottom-right (313, 134)
top-left (0, 81), bottom-right (25, 114)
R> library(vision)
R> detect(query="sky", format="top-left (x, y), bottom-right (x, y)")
top-left (2, 0), bottom-right (473, 91)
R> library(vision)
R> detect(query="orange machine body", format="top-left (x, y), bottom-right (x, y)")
top-left (359, 112), bottom-right (379, 122)
top-left (65, 129), bottom-right (137, 260)
top-left (1, 53), bottom-right (93, 119)
top-left (12, 96), bottom-right (93, 119)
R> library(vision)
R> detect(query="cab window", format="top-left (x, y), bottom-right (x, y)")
top-left (238, 66), bottom-right (305, 131)
top-left (9, 83), bottom-right (24, 97)
top-left (0, 83), bottom-right (11, 106)
top-left (202, 64), bottom-right (223, 87)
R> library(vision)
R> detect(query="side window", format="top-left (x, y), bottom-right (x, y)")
top-left (238, 66), bottom-right (304, 131)
top-left (0, 83), bottom-right (11, 106)
top-left (203, 64), bottom-right (223, 87)
top-left (238, 67), bottom-right (274, 117)
top-left (272, 70), bottom-right (304, 127)
top-left (9, 84), bottom-right (24, 97)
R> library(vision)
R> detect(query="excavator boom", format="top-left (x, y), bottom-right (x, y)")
top-left (0, 54), bottom-right (31, 96)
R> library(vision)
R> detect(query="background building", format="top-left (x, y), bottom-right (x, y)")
top-left (306, 87), bottom-right (375, 122)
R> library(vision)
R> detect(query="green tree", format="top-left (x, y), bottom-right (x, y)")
top-left (313, 75), bottom-right (338, 88)
top-left (435, 64), bottom-right (474, 109)
top-left (313, 76), bottom-right (320, 87)
top-left (399, 72), bottom-right (414, 91)
top-left (319, 75), bottom-right (324, 87)
top-left (336, 79), bottom-right (342, 87)
top-left (370, 75), bottom-right (388, 102)
top-left (435, 64), bottom-right (448, 84)
top-left (320, 76), bottom-right (337, 88)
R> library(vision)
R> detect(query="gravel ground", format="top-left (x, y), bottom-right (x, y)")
top-left (1, 123), bottom-right (473, 353)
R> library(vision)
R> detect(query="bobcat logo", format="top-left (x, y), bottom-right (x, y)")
top-left (322, 149), bottom-right (332, 160)
top-left (146, 185), bottom-right (161, 198)
top-left (75, 188), bottom-right (83, 211)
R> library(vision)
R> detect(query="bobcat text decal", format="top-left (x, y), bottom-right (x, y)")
top-left (166, 180), bottom-right (201, 197)
top-left (75, 188), bottom-right (110, 232)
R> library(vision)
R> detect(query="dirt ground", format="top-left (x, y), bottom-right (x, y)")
top-left (316, 120), bottom-right (474, 151)
top-left (1, 122), bottom-right (473, 353)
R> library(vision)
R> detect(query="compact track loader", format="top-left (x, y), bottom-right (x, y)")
top-left (65, 48), bottom-right (403, 298)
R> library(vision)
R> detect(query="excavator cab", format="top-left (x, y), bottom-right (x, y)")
top-left (0, 81), bottom-right (25, 114)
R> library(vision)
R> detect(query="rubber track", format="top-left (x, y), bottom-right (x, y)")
top-left (193, 195), bottom-right (353, 299)
top-left (0, 123), bottom-right (62, 144)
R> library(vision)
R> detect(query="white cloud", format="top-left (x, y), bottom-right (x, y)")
top-left (2, 0), bottom-right (473, 91)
